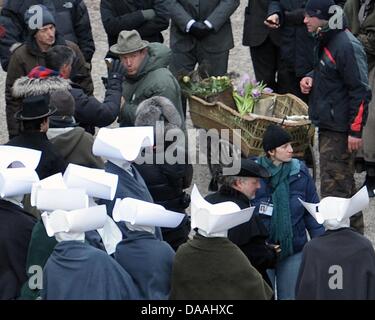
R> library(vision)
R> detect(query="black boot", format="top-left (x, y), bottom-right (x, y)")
top-left (364, 175), bottom-right (375, 198)
top-left (364, 163), bottom-right (375, 198)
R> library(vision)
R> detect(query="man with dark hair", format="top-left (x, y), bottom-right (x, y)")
top-left (0, 0), bottom-right (95, 70)
top-left (6, 94), bottom-right (67, 179)
top-left (5, 4), bottom-right (93, 139)
top-left (12, 44), bottom-right (124, 135)
top-left (300, 0), bottom-right (372, 233)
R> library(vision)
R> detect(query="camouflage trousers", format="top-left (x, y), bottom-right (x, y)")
top-left (319, 130), bottom-right (364, 234)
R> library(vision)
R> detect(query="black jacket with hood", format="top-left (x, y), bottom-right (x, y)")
top-left (308, 24), bottom-right (372, 137)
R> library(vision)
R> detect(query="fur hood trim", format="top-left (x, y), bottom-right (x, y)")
top-left (12, 76), bottom-right (72, 98)
top-left (134, 96), bottom-right (182, 132)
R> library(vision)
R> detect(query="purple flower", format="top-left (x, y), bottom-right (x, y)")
top-left (263, 87), bottom-right (273, 93)
top-left (251, 88), bottom-right (261, 98)
top-left (250, 78), bottom-right (258, 86)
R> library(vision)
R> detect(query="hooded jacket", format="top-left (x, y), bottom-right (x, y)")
top-left (308, 25), bottom-right (372, 137)
top-left (12, 66), bottom-right (121, 134)
top-left (47, 126), bottom-right (104, 169)
top-left (119, 43), bottom-right (184, 127)
top-left (5, 33), bottom-right (93, 138)
top-left (0, 0), bottom-right (95, 69)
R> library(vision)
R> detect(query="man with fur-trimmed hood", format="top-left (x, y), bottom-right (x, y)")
top-left (11, 45), bottom-right (124, 135)
top-left (133, 96), bottom-right (193, 251)
top-left (5, 5), bottom-right (93, 139)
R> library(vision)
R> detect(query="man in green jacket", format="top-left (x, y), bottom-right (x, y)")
top-left (110, 29), bottom-right (185, 128)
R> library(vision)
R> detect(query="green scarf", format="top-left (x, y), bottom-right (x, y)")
top-left (258, 156), bottom-right (295, 259)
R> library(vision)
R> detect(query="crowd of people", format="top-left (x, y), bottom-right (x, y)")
top-left (1, 0), bottom-right (375, 300)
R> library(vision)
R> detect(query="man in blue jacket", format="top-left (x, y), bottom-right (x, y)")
top-left (300, 0), bottom-right (372, 234)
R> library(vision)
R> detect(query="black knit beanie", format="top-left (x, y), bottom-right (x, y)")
top-left (24, 4), bottom-right (56, 35)
top-left (262, 124), bottom-right (292, 152)
top-left (305, 0), bottom-right (336, 21)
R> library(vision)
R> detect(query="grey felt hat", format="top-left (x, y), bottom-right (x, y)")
top-left (110, 30), bottom-right (149, 55)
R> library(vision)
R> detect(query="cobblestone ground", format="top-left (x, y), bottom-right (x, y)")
top-left (0, 0), bottom-right (373, 243)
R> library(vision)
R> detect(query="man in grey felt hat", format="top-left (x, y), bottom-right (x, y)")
top-left (109, 29), bottom-right (185, 128)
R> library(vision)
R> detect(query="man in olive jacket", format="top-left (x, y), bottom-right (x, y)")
top-left (110, 29), bottom-right (184, 127)
top-left (169, 0), bottom-right (240, 78)
top-left (0, 0), bottom-right (95, 69)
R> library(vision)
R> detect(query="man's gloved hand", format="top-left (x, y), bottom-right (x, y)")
top-left (189, 21), bottom-right (211, 40)
top-left (108, 59), bottom-right (125, 82)
top-left (142, 9), bottom-right (156, 20)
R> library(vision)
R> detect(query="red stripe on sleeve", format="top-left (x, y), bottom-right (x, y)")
top-left (324, 47), bottom-right (336, 65)
top-left (351, 100), bottom-right (364, 132)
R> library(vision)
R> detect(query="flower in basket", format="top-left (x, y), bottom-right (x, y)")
top-left (178, 71), bottom-right (232, 100)
top-left (233, 73), bottom-right (273, 116)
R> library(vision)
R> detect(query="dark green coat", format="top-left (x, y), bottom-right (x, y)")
top-left (119, 43), bottom-right (184, 127)
top-left (170, 233), bottom-right (273, 300)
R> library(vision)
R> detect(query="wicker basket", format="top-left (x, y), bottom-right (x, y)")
top-left (188, 93), bottom-right (314, 158)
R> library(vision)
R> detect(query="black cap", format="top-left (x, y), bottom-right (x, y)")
top-left (262, 124), bottom-right (292, 152)
top-left (237, 158), bottom-right (270, 178)
top-left (209, 158), bottom-right (270, 191)
top-left (15, 94), bottom-right (57, 120)
top-left (24, 4), bottom-right (56, 35)
top-left (305, 0), bottom-right (336, 21)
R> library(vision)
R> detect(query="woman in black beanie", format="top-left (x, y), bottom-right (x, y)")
top-left (252, 124), bottom-right (325, 299)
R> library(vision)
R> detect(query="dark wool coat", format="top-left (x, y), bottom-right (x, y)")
top-left (242, 0), bottom-right (281, 47)
top-left (205, 186), bottom-right (277, 282)
top-left (267, 0), bottom-right (315, 76)
top-left (6, 132), bottom-right (68, 180)
top-left (0, 200), bottom-right (36, 300)
top-left (170, 233), bottom-right (273, 300)
top-left (170, 0), bottom-right (240, 53)
top-left (100, 0), bottom-right (170, 58)
top-left (296, 228), bottom-right (375, 300)
top-left (115, 231), bottom-right (175, 300)
top-left (41, 241), bottom-right (139, 300)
